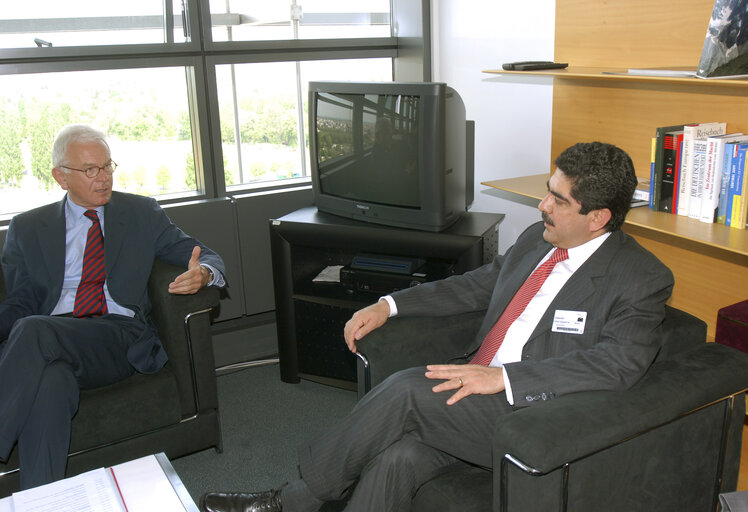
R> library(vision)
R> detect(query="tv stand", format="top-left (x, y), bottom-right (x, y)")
top-left (269, 207), bottom-right (504, 388)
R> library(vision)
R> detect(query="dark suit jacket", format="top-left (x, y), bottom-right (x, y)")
top-left (0, 191), bottom-right (226, 374)
top-left (391, 221), bottom-right (674, 408)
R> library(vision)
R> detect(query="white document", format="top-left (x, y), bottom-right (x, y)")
top-left (113, 454), bottom-right (187, 512)
top-left (9, 454), bottom-right (187, 512)
top-left (12, 467), bottom-right (125, 512)
top-left (312, 265), bottom-right (343, 283)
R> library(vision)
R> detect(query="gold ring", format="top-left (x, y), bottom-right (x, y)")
top-left (457, 377), bottom-right (463, 387)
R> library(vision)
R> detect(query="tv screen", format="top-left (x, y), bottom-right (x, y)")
top-left (315, 91), bottom-right (421, 209)
top-left (309, 81), bottom-right (470, 232)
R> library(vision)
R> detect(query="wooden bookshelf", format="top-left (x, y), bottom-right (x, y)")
top-left (482, 0), bottom-right (748, 340)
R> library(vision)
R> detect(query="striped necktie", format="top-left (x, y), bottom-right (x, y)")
top-left (470, 248), bottom-right (569, 366)
top-left (73, 209), bottom-right (108, 318)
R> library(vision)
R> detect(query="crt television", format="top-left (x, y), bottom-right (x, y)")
top-left (308, 81), bottom-right (472, 232)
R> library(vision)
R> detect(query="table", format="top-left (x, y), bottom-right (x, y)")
top-left (269, 206), bottom-right (504, 387)
top-left (0, 453), bottom-right (198, 512)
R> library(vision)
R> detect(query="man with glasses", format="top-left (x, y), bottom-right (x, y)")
top-left (0, 124), bottom-right (226, 490)
top-left (201, 142), bottom-right (674, 512)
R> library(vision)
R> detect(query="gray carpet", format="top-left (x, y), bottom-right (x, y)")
top-left (171, 363), bottom-right (358, 504)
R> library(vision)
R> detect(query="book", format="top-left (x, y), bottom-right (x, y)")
top-left (9, 454), bottom-right (187, 512)
top-left (717, 135), bottom-right (748, 223)
top-left (652, 124), bottom-right (685, 211)
top-left (696, 0), bottom-right (748, 78)
top-left (625, 67), bottom-right (697, 77)
top-left (660, 129), bottom-right (684, 213)
top-left (726, 142), bottom-right (748, 227)
top-left (700, 132), bottom-right (744, 223)
top-left (648, 137), bottom-right (657, 209)
top-left (676, 123), bottom-right (699, 216)
top-left (633, 177), bottom-right (651, 202)
top-left (677, 122), bottom-right (727, 217)
top-left (12, 467), bottom-right (127, 512)
top-left (672, 134), bottom-right (685, 214)
top-left (729, 143), bottom-right (748, 229)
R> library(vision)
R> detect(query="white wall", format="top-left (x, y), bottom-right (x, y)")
top-left (431, 0), bottom-right (556, 253)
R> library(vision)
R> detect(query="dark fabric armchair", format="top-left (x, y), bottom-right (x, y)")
top-left (355, 306), bottom-right (748, 512)
top-left (0, 259), bottom-right (222, 497)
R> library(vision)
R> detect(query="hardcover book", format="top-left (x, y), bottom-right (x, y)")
top-left (677, 122), bottom-right (727, 217)
top-left (653, 124), bottom-right (685, 212)
top-left (660, 130), bottom-right (683, 213)
top-left (717, 135), bottom-right (748, 223)
top-left (700, 133), bottom-right (744, 222)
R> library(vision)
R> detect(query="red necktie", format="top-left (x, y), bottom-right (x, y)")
top-left (470, 248), bottom-right (569, 366)
top-left (74, 210), bottom-right (108, 318)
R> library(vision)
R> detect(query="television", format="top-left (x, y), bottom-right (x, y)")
top-left (308, 81), bottom-right (472, 232)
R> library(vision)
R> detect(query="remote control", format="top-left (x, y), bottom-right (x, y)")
top-left (502, 61), bottom-right (568, 71)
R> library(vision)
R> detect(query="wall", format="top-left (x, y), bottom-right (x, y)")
top-left (431, 0), bottom-right (556, 253)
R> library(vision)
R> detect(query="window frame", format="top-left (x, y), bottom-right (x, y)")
top-left (0, 0), bottom-right (421, 224)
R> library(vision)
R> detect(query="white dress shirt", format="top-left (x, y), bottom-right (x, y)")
top-left (383, 231), bottom-right (611, 405)
top-left (51, 197), bottom-right (224, 316)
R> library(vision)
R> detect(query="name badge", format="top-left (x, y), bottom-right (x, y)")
top-left (552, 310), bottom-right (587, 334)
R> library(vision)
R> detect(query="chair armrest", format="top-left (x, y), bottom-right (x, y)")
top-left (356, 310), bottom-right (485, 394)
top-left (491, 343), bottom-right (748, 475)
top-left (147, 259), bottom-right (221, 416)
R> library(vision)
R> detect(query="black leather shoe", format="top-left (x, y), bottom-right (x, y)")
top-left (200, 489), bottom-right (282, 512)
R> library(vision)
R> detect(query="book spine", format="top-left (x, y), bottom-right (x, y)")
top-left (734, 145), bottom-right (748, 230)
top-left (720, 143), bottom-right (736, 224)
top-left (699, 137), bottom-right (721, 223)
top-left (677, 129), bottom-right (694, 216)
top-left (648, 137), bottom-right (656, 209)
top-left (659, 133), bottom-right (679, 212)
top-left (727, 144), bottom-right (743, 227)
top-left (672, 135), bottom-right (684, 214)
top-left (688, 140), bottom-right (708, 218)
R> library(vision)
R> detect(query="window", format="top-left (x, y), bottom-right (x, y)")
top-left (0, 0), bottom-right (410, 220)
top-left (218, 58), bottom-right (392, 189)
top-left (0, 1), bottom-right (188, 48)
top-left (209, 0), bottom-right (390, 42)
top-left (0, 67), bottom-right (197, 218)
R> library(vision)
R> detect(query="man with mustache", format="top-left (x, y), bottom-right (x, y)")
top-left (201, 141), bottom-right (673, 512)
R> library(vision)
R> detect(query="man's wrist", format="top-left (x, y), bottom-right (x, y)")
top-left (200, 265), bottom-right (214, 286)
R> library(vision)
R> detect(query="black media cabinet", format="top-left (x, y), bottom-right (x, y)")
top-left (269, 206), bottom-right (504, 389)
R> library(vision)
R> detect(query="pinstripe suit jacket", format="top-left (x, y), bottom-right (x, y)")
top-left (391, 221), bottom-right (674, 408)
top-left (0, 191), bottom-right (226, 373)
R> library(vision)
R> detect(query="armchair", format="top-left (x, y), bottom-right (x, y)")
top-left (356, 306), bottom-right (748, 512)
top-left (0, 259), bottom-right (222, 497)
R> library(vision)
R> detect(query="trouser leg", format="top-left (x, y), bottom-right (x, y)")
top-left (18, 361), bottom-right (79, 489)
top-left (0, 315), bottom-right (138, 486)
top-left (342, 433), bottom-right (462, 512)
top-left (296, 366), bottom-right (512, 505)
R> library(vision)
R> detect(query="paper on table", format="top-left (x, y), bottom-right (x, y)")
top-left (12, 467), bottom-right (126, 512)
top-left (113, 454), bottom-right (186, 512)
top-left (312, 265), bottom-right (343, 283)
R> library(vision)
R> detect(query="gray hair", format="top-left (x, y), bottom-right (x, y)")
top-left (52, 124), bottom-right (110, 169)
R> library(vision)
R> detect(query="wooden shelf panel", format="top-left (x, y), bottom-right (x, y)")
top-left (483, 67), bottom-right (748, 88)
top-left (482, 175), bottom-right (748, 258)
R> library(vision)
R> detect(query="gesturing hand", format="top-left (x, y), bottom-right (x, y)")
top-left (168, 246), bottom-right (208, 295)
top-left (425, 364), bottom-right (505, 405)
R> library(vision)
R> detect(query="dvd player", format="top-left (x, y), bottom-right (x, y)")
top-left (340, 260), bottom-right (453, 295)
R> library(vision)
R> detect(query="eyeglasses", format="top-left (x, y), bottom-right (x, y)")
top-left (61, 161), bottom-right (117, 178)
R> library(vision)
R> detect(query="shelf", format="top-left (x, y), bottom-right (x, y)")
top-left (482, 175), bottom-right (748, 260)
top-left (482, 67), bottom-right (748, 88)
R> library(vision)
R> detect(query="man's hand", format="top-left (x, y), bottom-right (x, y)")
top-left (343, 299), bottom-right (391, 353)
top-left (425, 364), bottom-right (505, 405)
top-left (168, 246), bottom-right (208, 295)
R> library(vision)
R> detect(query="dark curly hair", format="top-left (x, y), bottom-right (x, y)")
top-left (554, 142), bottom-right (637, 232)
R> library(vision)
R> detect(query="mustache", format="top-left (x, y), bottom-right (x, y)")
top-left (542, 212), bottom-right (554, 226)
